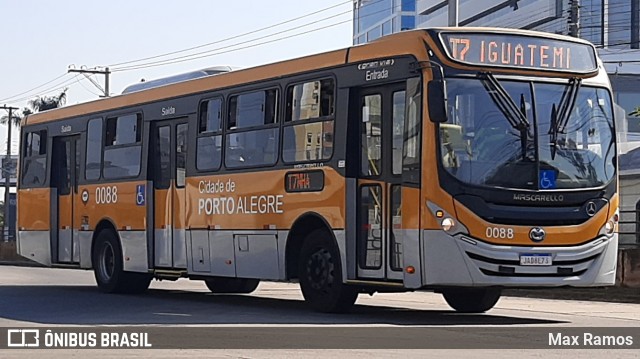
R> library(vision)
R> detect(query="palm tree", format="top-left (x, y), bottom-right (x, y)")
top-left (28, 88), bottom-right (68, 112)
top-left (1, 108), bottom-right (31, 168)
top-left (0, 107), bottom-right (30, 127)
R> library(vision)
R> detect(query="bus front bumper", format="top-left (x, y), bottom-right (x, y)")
top-left (421, 230), bottom-right (618, 287)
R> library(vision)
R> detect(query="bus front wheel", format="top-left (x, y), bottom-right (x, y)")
top-left (298, 229), bottom-right (358, 313)
top-left (92, 230), bottom-right (151, 294)
top-left (441, 288), bottom-right (501, 313)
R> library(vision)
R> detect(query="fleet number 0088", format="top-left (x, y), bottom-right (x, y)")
top-left (95, 186), bottom-right (118, 204)
top-left (485, 226), bottom-right (514, 239)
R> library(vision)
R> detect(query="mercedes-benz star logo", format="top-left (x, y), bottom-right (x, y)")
top-left (529, 227), bottom-right (546, 242)
top-left (586, 201), bottom-right (597, 217)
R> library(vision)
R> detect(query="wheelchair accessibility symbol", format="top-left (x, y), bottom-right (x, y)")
top-left (136, 184), bottom-right (146, 206)
top-left (539, 170), bottom-right (557, 189)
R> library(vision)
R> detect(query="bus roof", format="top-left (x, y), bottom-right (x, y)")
top-left (22, 27), bottom-right (599, 126)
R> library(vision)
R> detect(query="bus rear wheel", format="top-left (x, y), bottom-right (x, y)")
top-left (298, 229), bottom-right (358, 313)
top-left (441, 288), bottom-right (501, 313)
top-left (92, 229), bottom-right (151, 294)
top-left (204, 277), bottom-right (259, 294)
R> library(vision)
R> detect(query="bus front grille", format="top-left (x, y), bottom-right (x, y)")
top-left (465, 251), bottom-right (601, 278)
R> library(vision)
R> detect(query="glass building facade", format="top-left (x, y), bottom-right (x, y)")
top-left (353, 0), bottom-right (418, 44)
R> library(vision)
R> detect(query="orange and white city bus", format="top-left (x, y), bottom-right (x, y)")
top-left (17, 27), bottom-right (619, 313)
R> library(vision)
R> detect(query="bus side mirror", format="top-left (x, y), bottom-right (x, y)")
top-left (428, 80), bottom-right (448, 123)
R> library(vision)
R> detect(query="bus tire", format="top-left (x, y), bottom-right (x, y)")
top-left (298, 229), bottom-right (358, 313)
top-left (204, 277), bottom-right (260, 294)
top-left (442, 288), bottom-right (501, 313)
top-left (92, 229), bottom-right (151, 294)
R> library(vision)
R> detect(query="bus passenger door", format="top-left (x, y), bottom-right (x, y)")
top-left (52, 135), bottom-right (80, 264)
top-left (356, 84), bottom-right (405, 281)
top-left (151, 119), bottom-right (188, 269)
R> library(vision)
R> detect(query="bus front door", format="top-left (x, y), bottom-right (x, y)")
top-left (151, 119), bottom-right (188, 269)
top-left (356, 84), bottom-right (406, 281)
top-left (52, 135), bottom-right (80, 264)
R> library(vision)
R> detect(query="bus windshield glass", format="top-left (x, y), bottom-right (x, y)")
top-left (439, 78), bottom-right (615, 190)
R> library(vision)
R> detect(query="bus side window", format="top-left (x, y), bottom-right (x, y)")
top-left (282, 78), bottom-right (335, 163)
top-left (103, 113), bottom-right (142, 179)
top-left (176, 123), bottom-right (188, 187)
top-left (85, 118), bottom-right (102, 180)
top-left (196, 98), bottom-right (223, 172)
top-left (225, 89), bottom-right (279, 168)
top-left (21, 129), bottom-right (48, 186)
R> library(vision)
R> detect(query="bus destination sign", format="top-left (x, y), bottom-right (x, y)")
top-left (285, 170), bottom-right (324, 193)
top-left (441, 33), bottom-right (597, 73)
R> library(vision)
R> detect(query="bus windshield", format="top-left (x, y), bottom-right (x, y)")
top-left (439, 77), bottom-right (616, 190)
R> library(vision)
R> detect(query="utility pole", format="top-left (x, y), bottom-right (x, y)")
top-left (67, 66), bottom-right (111, 97)
top-left (0, 105), bottom-right (18, 242)
top-left (569, 0), bottom-right (580, 37)
top-left (448, 0), bottom-right (459, 27)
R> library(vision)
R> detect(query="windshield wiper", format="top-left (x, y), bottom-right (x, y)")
top-left (549, 78), bottom-right (581, 160)
top-left (478, 72), bottom-right (530, 160)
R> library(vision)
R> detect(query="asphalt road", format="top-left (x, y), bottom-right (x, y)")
top-left (0, 265), bottom-right (638, 358)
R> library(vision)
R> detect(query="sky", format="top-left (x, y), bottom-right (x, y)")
top-left (0, 0), bottom-right (354, 158)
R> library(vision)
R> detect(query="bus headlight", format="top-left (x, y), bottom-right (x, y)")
top-left (599, 211), bottom-right (618, 237)
top-left (427, 201), bottom-right (468, 235)
top-left (604, 221), bottom-right (615, 235)
top-left (441, 218), bottom-right (455, 232)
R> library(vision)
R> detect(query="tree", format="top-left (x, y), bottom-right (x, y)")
top-left (0, 88), bottom-right (66, 128)
top-left (0, 88), bottom-right (66, 127)
top-left (0, 107), bottom-right (31, 127)
top-left (28, 88), bottom-right (68, 112)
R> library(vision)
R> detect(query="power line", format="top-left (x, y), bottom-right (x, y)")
top-left (68, 67), bottom-right (110, 97)
top-left (112, 19), bottom-right (352, 72)
top-left (110, 0), bottom-right (408, 72)
top-left (1, 1), bottom-right (357, 103)
top-left (111, 0), bottom-right (409, 72)
top-left (108, 0), bottom-right (353, 68)
top-left (77, 75), bottom-right (102, 97)
top-left (0, 73), bottom-right (69, 103)
top-left (113, 0), bottom-right (408, 72)
top-left (4, 0), bottom-right (408, 102)
top-left (4, 75), bottom-right (80, 106)
top-left (111, 10), bottom-right (352, 71)
top-left (499, 8), bottom-right (569, 29)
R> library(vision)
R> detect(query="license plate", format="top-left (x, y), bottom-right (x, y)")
top-left (519, 254), bottom-right (552, 266)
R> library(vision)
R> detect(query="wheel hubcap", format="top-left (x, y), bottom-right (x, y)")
top-left (306, 248), bottom-right (334, 292)
top-left (99, 242), bottom-right (115, 280)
